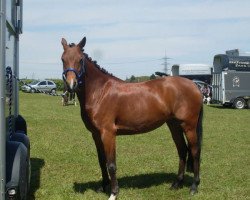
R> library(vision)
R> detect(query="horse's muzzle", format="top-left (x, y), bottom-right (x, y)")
top-left (63, 72), bottom-right (78, 92)
top-left (62, 66), bottom-right (84, 92)
top-left (66, 78), bottom-right (78, 92)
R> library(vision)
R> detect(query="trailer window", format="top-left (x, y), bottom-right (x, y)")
top-left (214, 56), bottom-right (221, 67)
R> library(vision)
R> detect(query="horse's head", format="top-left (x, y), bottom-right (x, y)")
top-left (61, 37), bottom-right (86, 92)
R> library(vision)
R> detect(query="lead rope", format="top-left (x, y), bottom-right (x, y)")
top-left (6, 66), bottom-right (13, 138)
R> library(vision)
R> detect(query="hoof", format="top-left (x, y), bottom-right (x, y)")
top-left (96, 184), bottom-right (110, 193)
top-left (170, 180), bottom-right (183, 190)
top-left (190, 188), bottom-right (198, 195)
top-left (189, 184), bottom-right (198, 195)
top-left (96, 186), bottom-right (104, 193)
top-left (108, 193), bottom-right (117, 200)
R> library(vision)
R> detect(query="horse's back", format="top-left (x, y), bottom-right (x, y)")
top-left (122, 76), bottom-right (202, 108)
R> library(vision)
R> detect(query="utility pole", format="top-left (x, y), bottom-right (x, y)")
top-left (161, 51), bottom-right (171, 74)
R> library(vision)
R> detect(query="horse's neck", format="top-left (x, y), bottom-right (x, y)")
top-left (87, 61), bottom-right (110, 89)
top-left (77, 60), bottom-right (111, 108)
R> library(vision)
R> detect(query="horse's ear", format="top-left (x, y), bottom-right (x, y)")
top-left (61, 38), bottom-right (68, 50)
top-left (78, 37), bottom-right (86, 50)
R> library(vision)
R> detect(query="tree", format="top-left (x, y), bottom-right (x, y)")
top-left (150, 74), bottom-right (156, 80)
top-left (130, 75), bottom-right (136, 82)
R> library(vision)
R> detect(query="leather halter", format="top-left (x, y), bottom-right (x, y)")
top-left (62, 58), bottom-right (85, 85)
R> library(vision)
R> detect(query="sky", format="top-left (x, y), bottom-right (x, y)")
top-left (20, 0), bottom-right (250, 80)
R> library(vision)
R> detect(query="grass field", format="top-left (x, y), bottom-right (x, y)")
top-left (19, 92), bottom-right (250, 200)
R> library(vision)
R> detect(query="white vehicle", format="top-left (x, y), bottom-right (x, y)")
top-left (21, 80), bottom-right (57, 94)
top-left (171, 64), bottom-right (213, 84)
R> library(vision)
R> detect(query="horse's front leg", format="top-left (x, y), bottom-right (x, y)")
top-left (101, 129), bottom-right (119, 200)
top-left (92, 133), bottom-right (110, 192)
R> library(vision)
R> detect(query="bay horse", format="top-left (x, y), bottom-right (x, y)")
top-left (61, 37), bottom-right (203, 200)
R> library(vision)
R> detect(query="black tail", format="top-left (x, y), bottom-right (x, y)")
top-left (186, 105), bottom-right (203, 172)
top-left (197, 105), bottom-right (203, 149)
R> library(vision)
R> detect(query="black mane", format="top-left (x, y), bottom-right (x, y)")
top-left (84, 53), bottom-right (120, 80)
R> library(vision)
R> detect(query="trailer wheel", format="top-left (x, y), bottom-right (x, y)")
top-left (233, 98), bottom-right (246, 109)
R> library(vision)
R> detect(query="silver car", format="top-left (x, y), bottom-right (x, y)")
top-left (21, 80), bottom-right (57, 93)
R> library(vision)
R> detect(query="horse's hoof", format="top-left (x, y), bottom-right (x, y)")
top-left (190, 189), bottom-right (198, 195)
top-left (97, 184), bottom-right (110, 193)
top-left (190, 187), bottom-right (198, 195)
top-left (108, 193), bottom-right (117, 200)
top-left (96, 186), bottom-right (104, 193)
top-left (170, 180), bottom-right (183, 190)
top-left (189, 182), bottom-right (199, 195)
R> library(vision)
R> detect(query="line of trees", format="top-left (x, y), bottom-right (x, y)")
top-left (125, 74), bottom-right (156, 82)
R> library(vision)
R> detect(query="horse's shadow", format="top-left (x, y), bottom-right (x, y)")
top-left (73, 172), bottom-right (193, 194)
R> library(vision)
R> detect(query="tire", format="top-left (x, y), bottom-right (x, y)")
top-left (31, 88), bottom-right (36, 93)
top-left (51, 89), bottom-right (56, 94)
top-left (233, 98), bottom-right (246, 109)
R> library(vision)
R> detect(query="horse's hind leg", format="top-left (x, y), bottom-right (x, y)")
top-left (184, 128), bottom-right (201, 194)
top-left (182, 107), bottom-right (203, 195)
top-left (167, 119), bottom-right (188, 190)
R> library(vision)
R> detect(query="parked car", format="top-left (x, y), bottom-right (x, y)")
top-left (21, 80), bottom-right (57, 93)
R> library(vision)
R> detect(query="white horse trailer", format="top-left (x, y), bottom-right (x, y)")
top-left (171, 64), bottom-right (213, 84)
top-left (0, 0), bottom-right (30, 199)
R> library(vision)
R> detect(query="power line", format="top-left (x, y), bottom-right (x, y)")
top-left (161, 51), bottom-right (172, 74)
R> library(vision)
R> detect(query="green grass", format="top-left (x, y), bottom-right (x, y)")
top-left (19, 92), bottom-right (250, 200)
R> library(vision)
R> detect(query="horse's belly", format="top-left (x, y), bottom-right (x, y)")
top-left (116, 111), bottom-right (168, 135)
